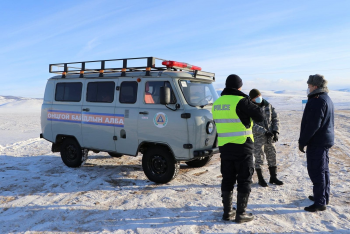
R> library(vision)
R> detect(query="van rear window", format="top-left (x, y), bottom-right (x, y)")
top-left (55, 82), bottom-right (82, 102)
top-left (86, 82), bottom-right (115, 103)
top-left (120, 82), bottom-right (138, 104)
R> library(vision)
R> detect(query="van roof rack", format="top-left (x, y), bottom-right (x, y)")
top-left (49, 56), bottom-right (215, 79)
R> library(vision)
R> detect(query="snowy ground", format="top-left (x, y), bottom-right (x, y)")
top-left (0, 92), bottom-right (350, 233)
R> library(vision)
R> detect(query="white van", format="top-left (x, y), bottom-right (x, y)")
top-left (40, 57), bottom-right (219, 183)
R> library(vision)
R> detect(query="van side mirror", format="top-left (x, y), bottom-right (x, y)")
top-left (160, 86), bottom-right (171, 105)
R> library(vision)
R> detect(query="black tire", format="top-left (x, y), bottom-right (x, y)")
top-left (142, 147), bottom-right (180, 184)
top-left (185, 156), bottom-right (212, 168)
top-left (108, 152), bottom-right (123, 158)
top-left (60, 138), bottom-right (85, 168)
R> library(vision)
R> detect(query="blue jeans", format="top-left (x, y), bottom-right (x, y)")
top-left (306, 146), bottom-right (330, 206)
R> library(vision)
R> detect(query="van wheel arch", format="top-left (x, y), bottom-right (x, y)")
top-left (185, 155), bottom-right (212, 168)
top-left (52, 135), bottom-right (82, 153)
top-left (137, 142), bottom-right (176, 160)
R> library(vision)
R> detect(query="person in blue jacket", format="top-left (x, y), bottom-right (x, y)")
top-left (298, 74), bottom-right (334, 212)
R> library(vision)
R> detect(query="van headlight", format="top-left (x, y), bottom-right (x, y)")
top-left (206, 121), bottom-right (214, 134)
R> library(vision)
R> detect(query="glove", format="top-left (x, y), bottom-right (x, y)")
top-left (265, 131), bottom-right (274, 138)
top-left (299, 144), bottom-right (305, 153)
top-left (273, 131), bottom-right (279, 142)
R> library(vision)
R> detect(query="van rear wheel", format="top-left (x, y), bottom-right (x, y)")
top-left (142, 147), bottom-right (179, 184)
top-left (60, 138), bottom-right (85, 168)
top-left (185, 156), bottom-right (212, 168)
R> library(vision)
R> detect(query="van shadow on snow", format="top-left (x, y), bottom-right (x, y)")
top-left (1, 205), bottom-right (221, 232)
top-left (0, 154), bottom-right (219, 197)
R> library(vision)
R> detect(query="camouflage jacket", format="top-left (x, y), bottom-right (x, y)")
top-left (252, 99), bottom-right (280, 136)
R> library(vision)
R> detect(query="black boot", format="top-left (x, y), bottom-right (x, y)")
top-left (222, 191), bottom-right (236, 220)
top-left (235, 192), bottom-right (254, 223)
top-left (304, 204), bottom-right (326, 212)
top-left (268, 166), bottom-right (283, 185)
top-left (309, 195), bottom-right (329, 205)
top-left (256, 168), bottom-right (268, 187)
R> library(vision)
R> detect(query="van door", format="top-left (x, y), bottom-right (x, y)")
top-left (81, 80), bottom-right (117, 152)
top-left (114, 79), bottom-right (140, 155)
top-left (137, 79), bottom-right (189, 158)
top-left (51, 80), bottom-right (84, 145)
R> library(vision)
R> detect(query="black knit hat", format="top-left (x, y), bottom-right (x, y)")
top-left (249, 89), bottom-right (261, 99)
top-left (226, 74), bottom-right (243, 89)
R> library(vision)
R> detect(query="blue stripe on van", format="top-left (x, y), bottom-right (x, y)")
top-left (50, 119), bottom-right (81, 123)
top-left (50, 119), bottom-right (124, 127)
top-left (82, 121), bottom-right (124, 127)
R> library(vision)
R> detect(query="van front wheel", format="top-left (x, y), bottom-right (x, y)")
top-left (142, 147), bottom-right (179, 184)
top-left (60, 138), bottom-right (85, 168)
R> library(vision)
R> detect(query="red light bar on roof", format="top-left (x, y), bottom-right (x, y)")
top-left (162, 60), bottom-right (202, 71)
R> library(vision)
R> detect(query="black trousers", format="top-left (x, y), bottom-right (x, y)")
top-left (219, 139), bottom-right (254, 194)
top-left (220, 153), bottom-right (254, 194)
top-left (306, 146), bottom-right (330, 206)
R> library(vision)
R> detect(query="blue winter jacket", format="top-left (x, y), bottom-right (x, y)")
top-left (299, 92), bottom-right (334, 148)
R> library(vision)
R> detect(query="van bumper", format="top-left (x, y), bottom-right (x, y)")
top-left (193, 147), bottom-right (219, 158)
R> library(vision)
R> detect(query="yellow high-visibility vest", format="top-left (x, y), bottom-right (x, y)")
top-left (212, 95), bottom-right (254, 146)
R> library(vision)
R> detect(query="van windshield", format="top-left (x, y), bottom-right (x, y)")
top-left (179, 80), bottom-right (219, 107)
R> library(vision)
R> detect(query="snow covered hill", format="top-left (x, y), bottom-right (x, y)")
top-left (0, 96), bottom-right (43, 145)
top-left (0, 95), bottom-right (42, 113)
top-left (1, 94), bottom-right (350, 233)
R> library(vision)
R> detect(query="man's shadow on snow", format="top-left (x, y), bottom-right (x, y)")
top-left (1, 203), bottom-right (343, 233)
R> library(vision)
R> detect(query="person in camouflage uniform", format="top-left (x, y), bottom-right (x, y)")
top-left (249, 89), bottom-right (283, 187)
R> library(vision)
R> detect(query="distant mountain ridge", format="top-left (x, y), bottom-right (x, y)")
top-left (0, 95), bottom-right (43, 112)
top-left (337, 89), bottom-right (350, 92)
top-left (0, 95), bottom-right (42, 101)
top-left (216, 89), bottom-right (350, 96)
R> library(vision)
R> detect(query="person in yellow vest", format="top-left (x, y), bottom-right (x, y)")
top-left (213, 74), bottom-right (264, 223)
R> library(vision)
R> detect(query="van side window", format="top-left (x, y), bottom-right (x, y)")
top-left (86, 82), bottom-right (115, 103)
top-left (145, 81), bottom-right (177, 104)
top-left (55, 82), bottom-right (82, 102)
top-left (119, 81), bottom-right (138, 104)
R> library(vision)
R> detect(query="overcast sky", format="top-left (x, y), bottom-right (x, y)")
top-left (1, 0), bottom-right (350, 97)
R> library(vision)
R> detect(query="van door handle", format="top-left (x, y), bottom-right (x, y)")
top-left (83, 108), bottom-right (90, 112)
top-left (139, 111), bottom-right (148, 115)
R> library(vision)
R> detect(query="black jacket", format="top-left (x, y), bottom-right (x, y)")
top-left (219, 88), bottom-right (264, 156)
top-left (299, 92), bottom-right (334, 148)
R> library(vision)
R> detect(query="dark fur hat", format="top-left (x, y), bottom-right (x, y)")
top-left (307, 74), bottom-right (328, 88)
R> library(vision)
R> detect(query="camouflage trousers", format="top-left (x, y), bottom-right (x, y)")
top-left (253, 135), bottom-right (277, 169)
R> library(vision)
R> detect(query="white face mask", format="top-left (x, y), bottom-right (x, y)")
top-left (255, 96), bottom-right (263, 103)
top-left (306, 88), bottom-right (311, 95)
